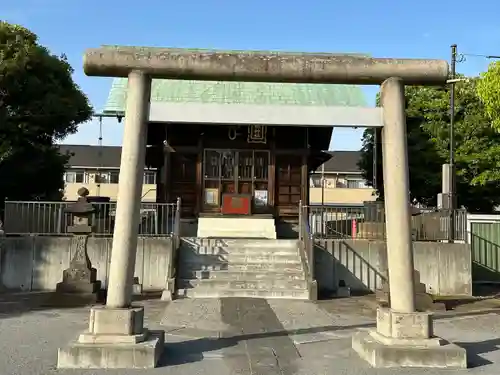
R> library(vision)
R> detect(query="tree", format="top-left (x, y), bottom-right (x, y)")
top-left (477, 61), bottom-right (500, 131)
top-left (0, 22), bottom-right (92, 201)
top-left (359, 77), bottom-right (500, 213)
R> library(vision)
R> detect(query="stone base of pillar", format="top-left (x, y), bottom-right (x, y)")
top-left (160, 277), bottom-right (176, 301)
top-left (376, 270), bottom-right (446, 312)
top-left (352, 307), bottom-right (467, 368)
top-left (57, 305), bottom-right (164, 369)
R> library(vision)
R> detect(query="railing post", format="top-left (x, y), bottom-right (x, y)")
top-left (298, 200), bottom-right (303, 240)
top-left (174, 197), bottom-right (181, 241)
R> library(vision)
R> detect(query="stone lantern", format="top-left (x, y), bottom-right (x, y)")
top-left (56, 187), bottom-right (101, 299)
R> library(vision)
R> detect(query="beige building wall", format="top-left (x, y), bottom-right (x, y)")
top-left (309, 173), bottom-right (377, 205)
top-left (310, 187), bottom-right (376, 205)
top-left (63, 169), bottom-right (157, 202)
top-left (64, 183), bottom-right (157, 202)
top-left (64, 169), bottom-right (374, 205)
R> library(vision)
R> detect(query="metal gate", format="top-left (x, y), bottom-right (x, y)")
top-left (470, 220), bottom-right (500, 282)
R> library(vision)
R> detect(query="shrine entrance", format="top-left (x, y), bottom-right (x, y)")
top-left (202, 148), bottom-right (270, 213)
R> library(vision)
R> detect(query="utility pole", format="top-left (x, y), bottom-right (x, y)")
top-left (448, 44), bottom-right (457, 242)
top-left (92, 112), bottom-right (123, 197)
top-left (321, 163), bottom-right (325, 236)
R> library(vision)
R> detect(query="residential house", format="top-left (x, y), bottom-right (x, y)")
top-left (59, 145), bottom-right (157, 202)
top-left (309, 151), bottom-right (377, 206)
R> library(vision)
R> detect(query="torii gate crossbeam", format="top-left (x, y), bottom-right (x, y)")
top-left (83, 47), bottom-right (448, 85)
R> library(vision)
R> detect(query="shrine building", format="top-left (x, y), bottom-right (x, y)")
top-left (103, 77), bottom-right (381, 237)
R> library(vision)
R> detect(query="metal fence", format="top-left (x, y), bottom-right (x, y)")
top-left (308, 204), bottom-right (467, 242)
top-left (3, 200), bottom-right (178, 236)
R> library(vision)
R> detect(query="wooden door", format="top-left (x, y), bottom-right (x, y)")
top-left (220, 150), bottom-right (236, 195)
top-left (276, 155), bottom-right (302, 217)
top-left (237, 150), bottom-right (253, 197)
top-left (170, 152), bottom-right (197, 216)
top-left (236, 150), bottom-right (270, 210)
top-left (203, 149), bottom-right (237, 212)
top-left (251, 151), bottom-right (270, 212)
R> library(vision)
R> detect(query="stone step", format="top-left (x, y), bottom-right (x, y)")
top-left (197, 217), bottom-right (277, 239)
top-left (178, 278), bottom-right (308, 290)
top-left (181, 238), bottom-right (298, 249)
top-left (179, 270), bottom-right (306, 281)
top-left (175, 287), bottom-right (309, 299)
top-left (179, 252), bottom-right (301, 264)
top-left (181, 247), bottom-right (299, 256)
top-left (179, 261), bottom-right (304, 272)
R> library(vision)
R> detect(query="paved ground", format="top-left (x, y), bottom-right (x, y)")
top-left (3, 293), bottom-right (500, 374)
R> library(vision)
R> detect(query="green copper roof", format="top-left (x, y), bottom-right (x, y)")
top-left (103, 79), bottom-right (366, 113)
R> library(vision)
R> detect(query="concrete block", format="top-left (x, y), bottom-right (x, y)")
top-left (376, 290), bottom-right (440, 312)
top-left (161, 277), bottom-right (175, 300)
top-left (132, 283), bottom-right (143, 295)
top-left (57, 330), bottom-right (165, 369)
top-left (89, 306), bottom-right (144, 335)
top-left (161, 289), bottom-right (173, 301)
top-left (376, 307), bottom-right (432, 339)
top-left (352, 331), bottom-right (467, 368)
top-left (308, 280), bottom-right (318, 301)
top-left (335, 286), bottom-right (351, 298)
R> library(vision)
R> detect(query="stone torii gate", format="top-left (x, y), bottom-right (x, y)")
top-left (57, 47), bottom-right (467, 369)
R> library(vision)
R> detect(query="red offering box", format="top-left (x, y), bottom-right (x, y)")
top-left (221, 194), bottom-right (252, 215)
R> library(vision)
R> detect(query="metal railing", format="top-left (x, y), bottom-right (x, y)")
top-left (298, 200), bottom-right (314, 285)
top-left (3, 200), bottom-right (179, 236)
top-left (166, 197), bottom-right (182, 295)
top-left (307, 204), bottom-right (467, 242)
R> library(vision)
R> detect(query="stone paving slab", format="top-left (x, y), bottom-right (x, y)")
top-left (268, 299), bottom-right (367, 344)
top-left (161, 298), bottom-right (231, 335)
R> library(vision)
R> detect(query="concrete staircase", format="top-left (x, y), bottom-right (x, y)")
top-left (175, 238), bottom-right (310, 299)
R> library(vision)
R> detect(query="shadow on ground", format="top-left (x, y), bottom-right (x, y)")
top-left (456, 337), bottom-right (500, 368)
top-left (0, 290), bottom-right (163, 318)
top-left (158, 318), bottom-right (500, 368)
top-left (160, 336), bottom-right (238, 366)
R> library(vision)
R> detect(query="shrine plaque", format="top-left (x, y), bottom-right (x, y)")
top-left (221, 194), bottom-right (252, 215)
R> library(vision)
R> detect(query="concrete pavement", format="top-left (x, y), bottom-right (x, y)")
top-left (2, 293), bottom-right (500, 374)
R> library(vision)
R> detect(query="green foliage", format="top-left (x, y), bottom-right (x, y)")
top-left (359, 77), bottom-right (500, 213)
top-left (477, 61), bottom-right (500, 131)
top-left (0, 22), bottom-right (92, 201)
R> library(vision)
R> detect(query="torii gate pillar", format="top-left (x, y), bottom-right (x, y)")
top-left (56, 47), bottom-right (467, 369)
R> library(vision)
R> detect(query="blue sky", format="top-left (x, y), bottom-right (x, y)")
top-left (2, 0), bottom-right (499, 150)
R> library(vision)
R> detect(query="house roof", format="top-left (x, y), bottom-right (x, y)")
top-left (60, 145), bottom-right (362, 174)
top-left (318, 151), bottom-right (362, 173)
top-left (59, 144), bottom-right (122, 169)
top-left (103, 79), bottom-right (366, 113)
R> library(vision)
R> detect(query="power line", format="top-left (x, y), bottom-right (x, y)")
top-left (457, 52), bottom-right (500, 63)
